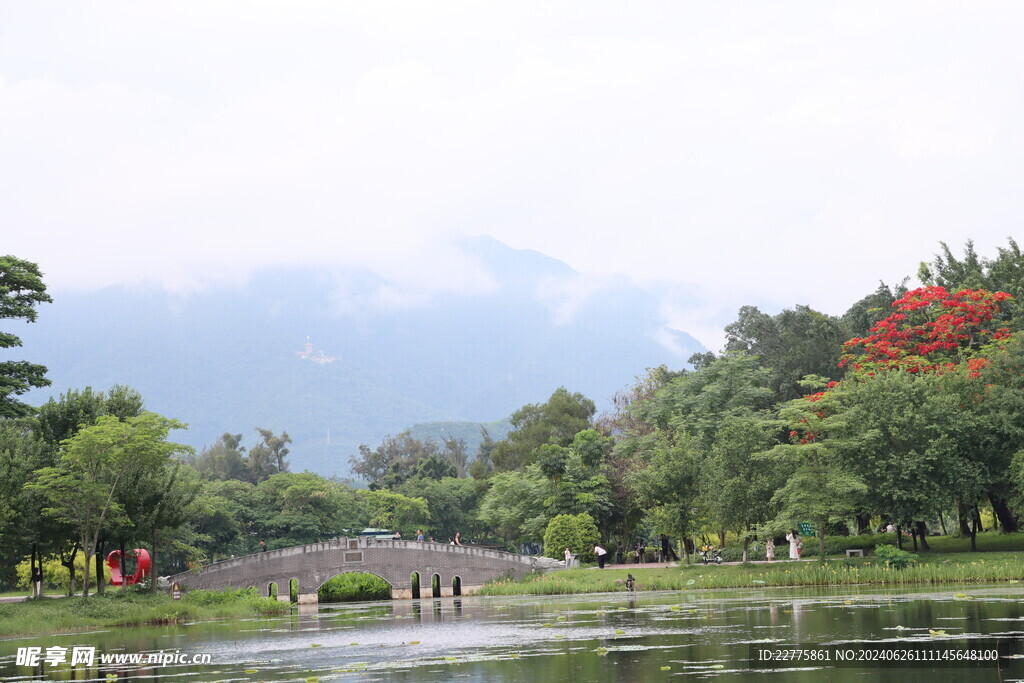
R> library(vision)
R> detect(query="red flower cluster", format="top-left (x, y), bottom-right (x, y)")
top-left (839, 286), bottom-right (1012, 375)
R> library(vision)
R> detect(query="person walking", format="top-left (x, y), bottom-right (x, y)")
top-left (259, 539), bottom-right (267, 552)
top-left (660, 534), bottom-right (679, 562)
top-left (615, 541), bottom-right (624, 565)
top-left (765, 537), bottom-right (775, 562)
top-left (454, 531), bottom-right (462, 546)
top-left (786, 529), bottom-right (800, 560)
top-left (416, 530), bottom-right (424, 542)
top-left (564, 547), bottom-right (573, 568)
top-left (594, 544), bottom-right (608, 569)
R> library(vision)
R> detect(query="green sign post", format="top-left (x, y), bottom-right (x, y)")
top-left (798, 522), bottom-right (815, 537)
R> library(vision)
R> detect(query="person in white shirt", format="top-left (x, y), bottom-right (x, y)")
top-left (786, 530), bottom-right (800, 560)
top-left (594, 544), bottom-right (608, 569)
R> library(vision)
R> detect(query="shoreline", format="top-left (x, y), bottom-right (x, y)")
top-left (476, 551), bottom-right (1024, 596)
top-left (0, 589), bottom-right (288, 638)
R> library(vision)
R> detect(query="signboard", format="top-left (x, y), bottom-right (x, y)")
top-left (798, 522), bottom-right (815, 537)
top-left (172, 582), bottom-right (181, 600)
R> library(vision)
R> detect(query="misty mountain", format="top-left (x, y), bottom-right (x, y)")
top-left (17, 236), bottom-right (703, 475)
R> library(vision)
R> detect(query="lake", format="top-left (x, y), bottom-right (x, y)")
top-left (3, 584), bottom-right (1024, 681)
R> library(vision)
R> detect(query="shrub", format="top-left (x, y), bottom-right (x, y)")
top-left (318, 573), bottom-right (392, 602)
top-left (16, 556), bottom-right (110, 590)
top-left (874, 544), bottom-right (919, 569)
top-left (544, 513), bottom-right (601, 563)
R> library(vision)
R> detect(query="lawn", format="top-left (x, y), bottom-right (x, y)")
top-left (478, 539), bottom-right (1024, 596)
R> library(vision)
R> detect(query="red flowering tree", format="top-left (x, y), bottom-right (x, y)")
top-left (839, 286), bottom-right (1013, 376)
top-left (778, 287), bottom-right (1017, 545)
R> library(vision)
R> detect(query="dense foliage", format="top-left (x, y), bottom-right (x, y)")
top-left (6, 240), bottom-right (1024, 594)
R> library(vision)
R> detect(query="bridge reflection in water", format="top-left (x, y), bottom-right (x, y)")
top-left (166, 537), bottom-right (542, 603)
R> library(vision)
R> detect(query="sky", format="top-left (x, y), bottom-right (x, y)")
top-left (2, 2), bottom-right (1023, 350)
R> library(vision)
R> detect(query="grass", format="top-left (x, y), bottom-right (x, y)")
top-left (0, 587), bottom-right (289, 637)
top-left (477, 549), bottom-right (1024, 596)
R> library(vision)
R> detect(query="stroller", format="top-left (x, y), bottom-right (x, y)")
top-left (698, 545), bottom-right (723, 565)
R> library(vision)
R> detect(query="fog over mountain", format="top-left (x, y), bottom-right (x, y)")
top-left (20, 236), bottom-right (703, 475)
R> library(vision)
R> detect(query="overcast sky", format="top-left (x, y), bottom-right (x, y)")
top-left (2, 2), bottom-right (1022, 350)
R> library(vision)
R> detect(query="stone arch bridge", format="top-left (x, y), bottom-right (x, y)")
top-left (166, 537), bottom-right (547, 602)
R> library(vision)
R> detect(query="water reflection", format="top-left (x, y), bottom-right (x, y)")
top-left (3, 586), bottom-right (1024, 681)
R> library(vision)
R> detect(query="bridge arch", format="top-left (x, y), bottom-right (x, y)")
top-left (452, 576), bottom-right (462, 597)
top-left (316, 570), bottom-right (392, 602)
top-left (267, 582), bottom-right (278, 599)
top-left (430, 573), bottom-right (441, 598)
top-left (411, 572), bottom-right (421, 600)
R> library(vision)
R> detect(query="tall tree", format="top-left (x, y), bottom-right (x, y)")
top-left (724, 305), bottom-right (847, 401)
top-left (244, 428), bottom-right (292, 483)
top-left (28, 413), bottom-right (191, 596)
top-left (0, 256), bottom-right (52, 417)
top-left (491, 387), bottom-right (595, 471)
top-left (192, 433), bottom-right (247, 481)
top-left (350, 431), bottom-right (439, 487)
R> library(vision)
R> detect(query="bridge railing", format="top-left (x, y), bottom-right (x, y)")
top-left (182, 536), bottom-right (533, 576)
top-left (358, 538), bottom-right (533, 565)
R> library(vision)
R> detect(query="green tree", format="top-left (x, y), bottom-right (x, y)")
top-left (476, 466), bottom-right (553, 545)
top-left (543, 513), bottom-right (601, 563)
top-left (768, 388), bottom-right (868, 557)
top-left (703, 415), bottom-right (783, 560)
top-left (398, 476), bottom-right (482, 541)
top-left (358, 488), bottom-right (429, 534)
top-left (538, 430), bottom-right (615, 532)
top-left (190, 433), bottom-right (246, 481)
top-left (350, 431), bottom-right (439, 487)
top-left (253, 472), bottom-right (365, 546)
top-left (918, 238), bottom-right (1024, 326)
top-left (0, 419), bottom-right (50, 588)
top-left (625, 429), bottom-right (701, 560)
top-left (245, 428), bottom-right (292, 483)
top-left (37, 385), bottom-right (144, 448)
top-left (27, 413), bottom-right (191, 596)
top-left (441, 435), bottom-right (469, 477)
top-left (491, 387), bottom-right (595, 471)
top-left (724, 305), bottom-right (847, 401)
top-left (0, 256), bottom-right (52, 418)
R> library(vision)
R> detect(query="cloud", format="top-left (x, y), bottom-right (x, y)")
top-left (2, 1), bottom-right (1023, 341)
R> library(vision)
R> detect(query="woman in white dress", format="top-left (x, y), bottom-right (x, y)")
top-left (786, 529), bottom-right (800, 560)
top-left (765, 537), bottom-right (775, 562)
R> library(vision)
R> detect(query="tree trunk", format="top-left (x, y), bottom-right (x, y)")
top-left (30, 544), bottom-right (38, 598)
top-left (970, 506), bottom-right (979, 551)
top-left (60, 545), bottom-right (78, 597)
top-left (818, 516), bottom-right (826, 558)
top-left (120, 540), bottom-right (127, 591)
top-left (718, 530), bottom-right (726, 548)
top-left (974, 504), bottom-right (984, 533)
top-left (957, 499), bottom-right (972, 535)
top-left (855, 513), bottom-right (871, 535)
top-left (742, 535), bottom-right (750, 563)
top-left (910, 526), bottom-right (918, 552)
top-left (150, 527), bottom-right (159, 594)
top-left (896, 524), bottom-right (903, 550)
top-left (937, 510), bottom-right (948, 536)
top-left (95, 538), bottom-right (105, 595)
top-left (82, 549), bottom-right (92, 597)
top-left (989, 493), bottom-right (1019, 532)
top-left (916, 521), bottom-right (930, 551)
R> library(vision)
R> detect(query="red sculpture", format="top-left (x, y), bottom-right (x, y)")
top-left (106, 549), bottom-right (151, 585)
